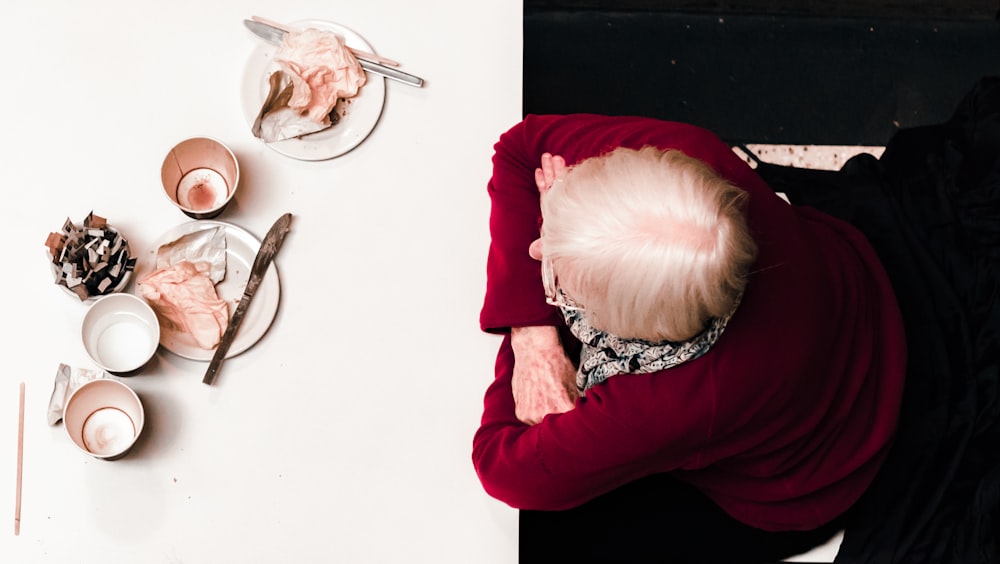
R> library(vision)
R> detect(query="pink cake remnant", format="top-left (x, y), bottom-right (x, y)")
top-left (138, 260), bottom-right (229, 350)
top-left (275, 28), bottom-right (366, 124)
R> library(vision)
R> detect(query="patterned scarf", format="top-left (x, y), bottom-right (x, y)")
top-left (562, 292), bottom-right (742, 391)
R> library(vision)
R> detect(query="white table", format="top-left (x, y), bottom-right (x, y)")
top-left (1, 1), bottom-right (521, 561)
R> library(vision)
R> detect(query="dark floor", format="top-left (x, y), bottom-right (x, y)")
top-left (523, 7), bottom-right (1000, 145)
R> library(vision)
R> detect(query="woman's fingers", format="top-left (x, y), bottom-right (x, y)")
top-left (551, 154), bottom-right (567, 179)
top-left (535, 153), bottom-right (568, 195)
top-left (534, 167), bottom-right (548, 192)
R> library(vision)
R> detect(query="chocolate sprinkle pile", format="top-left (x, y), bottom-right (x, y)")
top-left (45, 212), bottom-right (136, 300)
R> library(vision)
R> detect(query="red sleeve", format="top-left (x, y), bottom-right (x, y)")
top-left (472, 334), bottom-right (716, 510)
top-left (479, 118), bottom-right (564, 333)
top-left (479, 114), bottom-right (785, 333)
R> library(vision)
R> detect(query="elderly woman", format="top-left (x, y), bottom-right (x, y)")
top-left (472, 114), bottom-right (907, 562)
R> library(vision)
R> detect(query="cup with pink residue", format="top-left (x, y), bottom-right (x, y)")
top-left (63, 378), bottom-right (145, 460)
top-left (161, 137), bottom-right (240, 219)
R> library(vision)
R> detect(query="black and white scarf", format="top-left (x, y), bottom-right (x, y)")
top-left (562, 293), bottom-right (742, 391)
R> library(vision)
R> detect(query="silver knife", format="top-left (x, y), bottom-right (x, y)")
top-left (203, 213), bottom-right (293, 385)
top-left (244, 19), bottom-right (424, 87)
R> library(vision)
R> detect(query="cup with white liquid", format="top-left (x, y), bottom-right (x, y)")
top-left (81, 293), bottom-right (160, 375)
top-left (63, 378), bottom-right (145, 460)
top-left (161, 137), bottom-right (240, 219)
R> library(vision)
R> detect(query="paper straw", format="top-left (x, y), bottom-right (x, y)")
top-left (15, 382), bottom-right (24, 536)
top-left (250, 15), bottom-right (402, 67)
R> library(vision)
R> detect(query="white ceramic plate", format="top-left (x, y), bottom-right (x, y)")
top-left (133, 220), bottom-right (281, 361)
top-left (241, 19), bottom-right (386, 161)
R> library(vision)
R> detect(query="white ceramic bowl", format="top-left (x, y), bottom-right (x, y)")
top-left (81, 293), bottom-right (160, 374)
top-left (63, 378), bottom-right (145, 460)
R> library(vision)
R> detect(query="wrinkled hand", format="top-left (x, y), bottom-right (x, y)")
top-left (534, 153), bottom-right (568, 196)
top-left (511, 326), bottom-right (579, 425)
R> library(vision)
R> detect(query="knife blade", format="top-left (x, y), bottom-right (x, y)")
top-left (244, 19), bottom-right (424, 87)
top-left (203, 213), bottom-right (293, 385)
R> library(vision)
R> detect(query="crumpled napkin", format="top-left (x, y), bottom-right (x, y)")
top-left (47, 363), bottom-right (106, 425)
top-left (154, 226), bottom-right (227, 284)
top-left (275, 28), bottom-right (366, 122)
top-left (137, 226), bottom-right (230, 351)
top-left (251, 27), bottom-right (366, 143)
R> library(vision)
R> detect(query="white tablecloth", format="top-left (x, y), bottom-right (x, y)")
top-left (1, 1), bottom-right (521, 561)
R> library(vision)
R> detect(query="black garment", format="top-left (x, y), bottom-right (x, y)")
top-left (520, 473), bottom-right (844, 564)
top-left (755, 76), bottom-right (1000, 564)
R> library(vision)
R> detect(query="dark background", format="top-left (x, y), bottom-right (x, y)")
top-left (523, 0), bottom-right (1000, 145)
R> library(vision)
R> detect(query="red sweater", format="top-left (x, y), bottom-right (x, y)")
top-left (472, 114), bottom-right (907, 532)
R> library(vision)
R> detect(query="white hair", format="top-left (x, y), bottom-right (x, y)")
top-left (541, 146), bottom-right (757, 342)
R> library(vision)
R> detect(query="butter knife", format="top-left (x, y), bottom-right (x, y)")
top-left (203, 213), bottom-right (293, 385)
top-left (243, 19), bottom-right (424, 87)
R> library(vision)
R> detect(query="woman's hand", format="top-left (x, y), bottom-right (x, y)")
top-left (512, 154), bottom-right (576, 424)
top-left (510, 326), bottom-right (578, 425)
top-left (528, 152), bottom-right (569, 260)
top-left (534, 153), bottom-right (568, 196)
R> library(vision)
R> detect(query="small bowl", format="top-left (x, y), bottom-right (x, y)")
top-left (50, 224), bottom-right (134, 302)
top-left (63, 378), bottom-right (145, 460)
top-left (82, 293), bottom-right (160, 375)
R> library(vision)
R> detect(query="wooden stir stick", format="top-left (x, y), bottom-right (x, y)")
top-left (250, 15), bottom-right (401, 67)
top-left (15, 382), bottom-right (24, 536)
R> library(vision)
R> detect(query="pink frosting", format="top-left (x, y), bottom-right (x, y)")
top-left (275, 28), bottom-right (367, 123)
top-left (138, 260), bottom-right (228, 350)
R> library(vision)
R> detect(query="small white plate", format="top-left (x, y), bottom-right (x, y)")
top-left (133, 220), bottom-right (281, 361)
top-left (240, 19), bottom-right (386, 161)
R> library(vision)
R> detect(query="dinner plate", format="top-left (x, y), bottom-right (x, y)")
top-left (133, 220), bottom-right (281, 361)
top-left (240, 19), bottom-right (386, 161)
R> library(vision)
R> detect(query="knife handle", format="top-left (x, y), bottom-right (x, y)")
top-left (202, 294), bottom-right (253, 385)
top-left (359, 59), bottom-right (423, 87)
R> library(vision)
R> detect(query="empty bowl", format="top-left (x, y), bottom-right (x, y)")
top-left (82, 293), bottom-right (160, 374)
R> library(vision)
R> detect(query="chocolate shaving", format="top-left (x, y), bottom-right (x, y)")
top-left (45, 212), bottom-right (134, 300)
